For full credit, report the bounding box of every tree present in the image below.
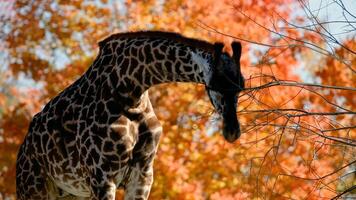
[0,0,354,199]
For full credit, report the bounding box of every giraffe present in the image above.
[16,31,245,200]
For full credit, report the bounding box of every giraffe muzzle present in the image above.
[223,119,241,143]
[221,94,241,143]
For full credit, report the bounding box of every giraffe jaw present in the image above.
[206,89,241,143]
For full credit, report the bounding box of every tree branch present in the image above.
[332,185,356,199]
[244,80,356,91]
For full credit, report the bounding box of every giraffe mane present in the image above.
[98,31,216,52]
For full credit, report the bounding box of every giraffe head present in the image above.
[206,42,244,143]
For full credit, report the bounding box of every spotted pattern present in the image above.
[16,31,243,200]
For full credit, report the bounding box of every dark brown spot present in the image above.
[101,56,112,66]
[138,47,145,62]
[116,55,124,66]
[103,141,114,152]
[153,49,165,60]
[167,47,176,61]
[129,58,138,75]
[160,45,167,52]
[164,61,172,73]
[144,45,154,64]
[89,149,100,164]
[131,47,138,57]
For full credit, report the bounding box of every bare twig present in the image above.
[332,185,356,199]
[238,109,355,117]
[244,80,356,92]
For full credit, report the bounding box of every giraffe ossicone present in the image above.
[16,31,245,200]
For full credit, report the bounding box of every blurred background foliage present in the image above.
[0,0,355,199]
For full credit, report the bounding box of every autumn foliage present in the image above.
[0,0,355,199]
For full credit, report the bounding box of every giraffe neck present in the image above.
[94,37,215,109]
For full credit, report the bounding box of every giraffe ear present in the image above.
[207,43,224,88]
[213,42,224,70]
[231,41,242,63]
[213,43,224,62]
